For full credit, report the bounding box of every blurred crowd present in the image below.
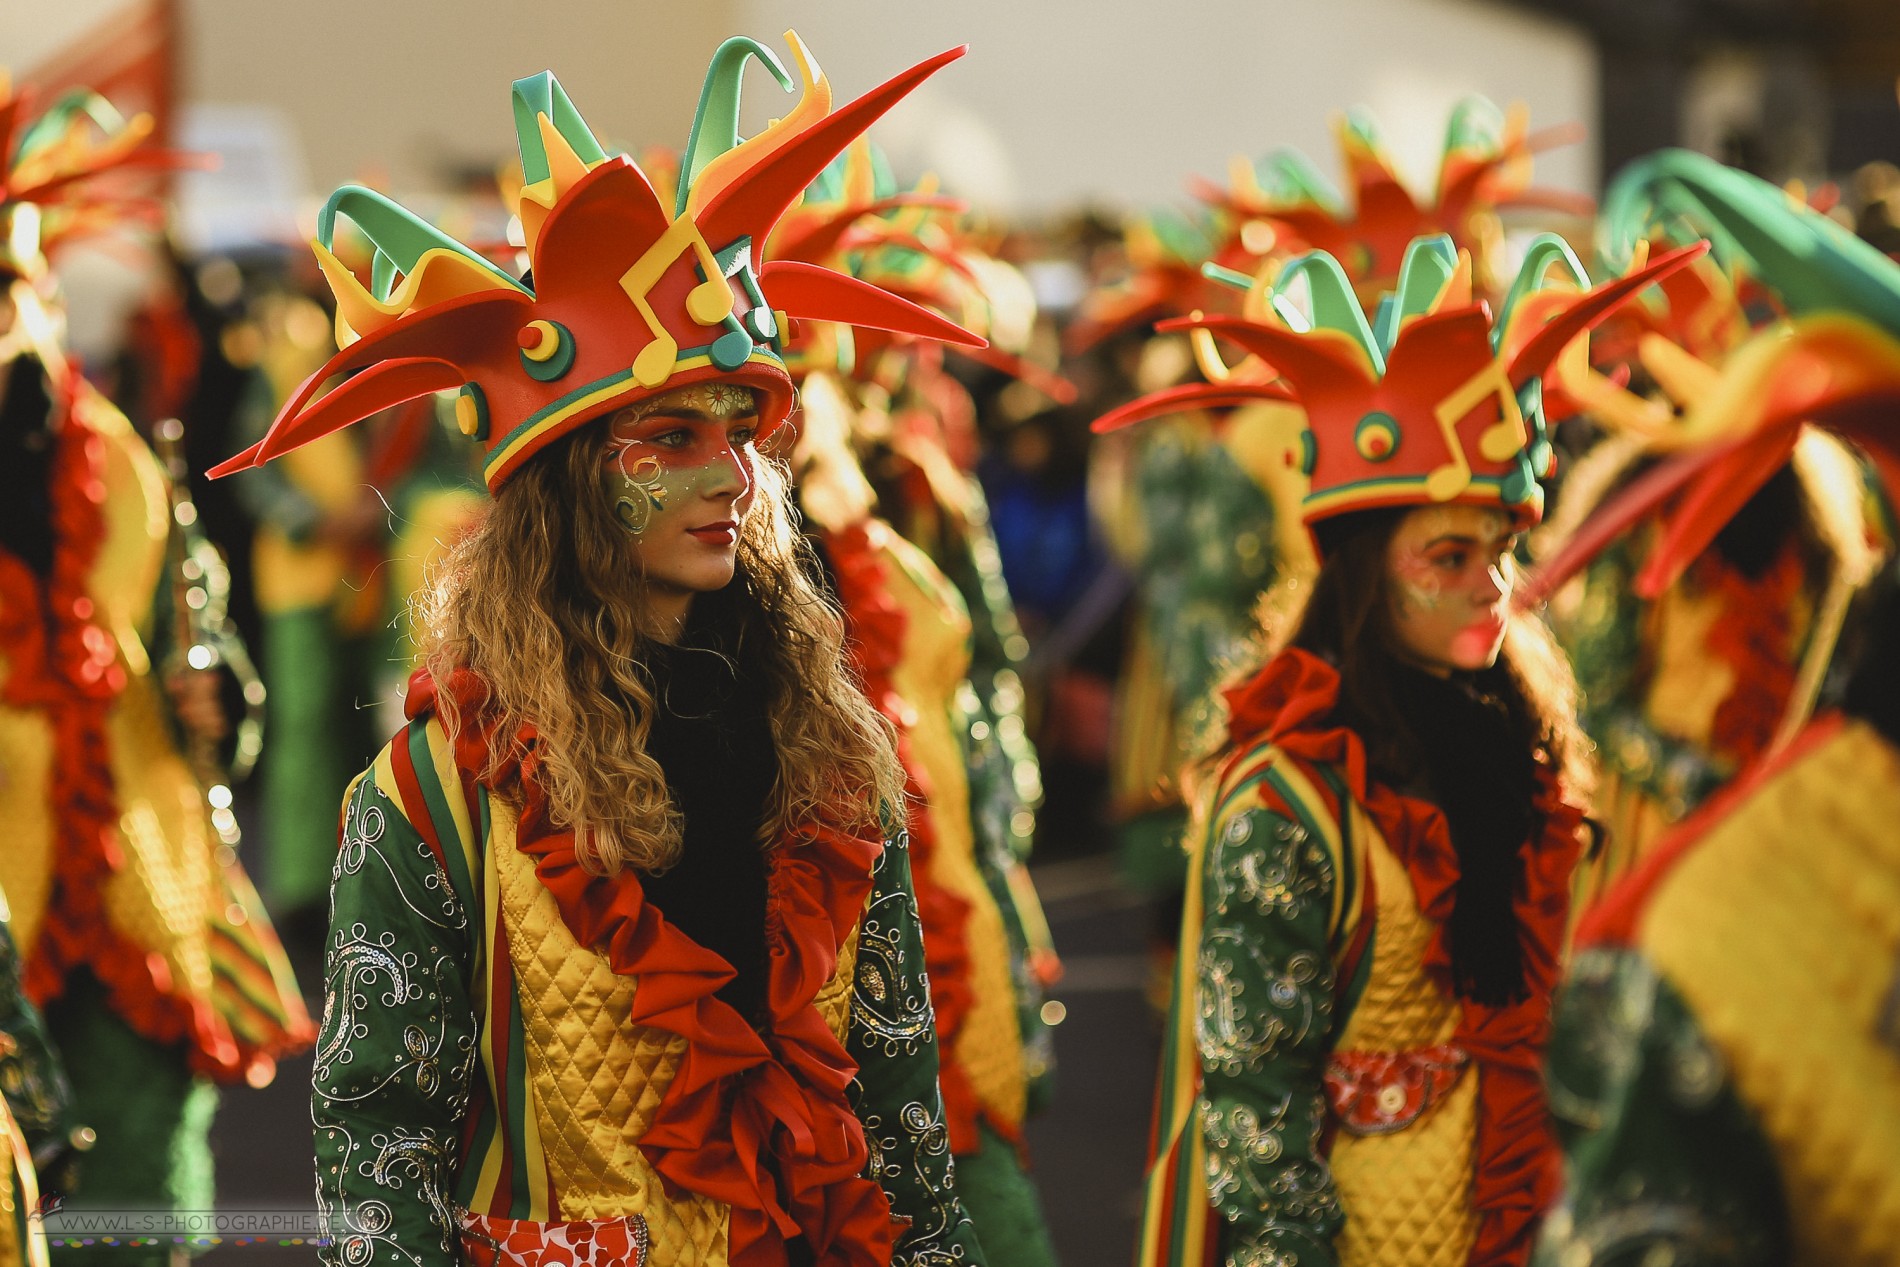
[2,29,1900,1267]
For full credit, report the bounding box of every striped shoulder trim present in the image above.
[1208,744,1363,948]
[372,716,484,910]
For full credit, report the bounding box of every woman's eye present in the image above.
[1435,551,1467,571]
[650,428,692,449]
[730,426,757,447]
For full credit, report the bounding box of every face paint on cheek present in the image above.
[1390,545,1446,613]
[613,454,668,537]
[1388,507,1462,612]
[611,448,749,539]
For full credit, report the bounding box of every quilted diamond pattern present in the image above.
[1334,813,1462,1053]
[1644,721,1900,1266]
[104,675,220,1000]
[817,926,862,1040]
[1329,799,1478,1267]
[493,820,730,1266]
[1331,1074,1481,1267]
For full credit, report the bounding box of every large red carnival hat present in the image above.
[0,76,197,375]
[1201,98,1592,301]
[0,75,193,283]
[1094,232,1707,536]
[1065,206,1233,353]
[211,33,984,492]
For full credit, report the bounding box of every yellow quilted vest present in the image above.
[1638,719,1900,1266]
[470,791,861,1267]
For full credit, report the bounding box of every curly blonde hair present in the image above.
[413,413,903,875]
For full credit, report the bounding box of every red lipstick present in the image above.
[687,520,738,545]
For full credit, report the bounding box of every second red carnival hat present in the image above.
[1094,233,1708,536]
[211,32,985,491]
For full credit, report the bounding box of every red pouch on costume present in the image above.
[458,1211,650,1267]
[1323,1043,1470,1136]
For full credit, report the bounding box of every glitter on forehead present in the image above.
[602,383,761,442]
[1407,504,1511,545]
[632,382,759,420]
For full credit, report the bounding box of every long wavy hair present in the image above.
[413,414,903,875]
[1192,506,1594,1004]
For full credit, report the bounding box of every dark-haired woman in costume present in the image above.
[1104,233,1703,1267]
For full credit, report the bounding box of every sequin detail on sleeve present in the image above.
[847,826,988,1266]
[314,775,480,1267]
[1196,806,1344,1267]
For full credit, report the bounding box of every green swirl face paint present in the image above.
[601,385,760,544]
[612,452,671,536]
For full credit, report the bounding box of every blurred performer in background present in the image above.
[1085,100,1585,1011]
[227,272,486,929]
[767,142,1063,1266]
[1098,231,1704,1267]
[1527,152,1900,1267]
[213,41,1000,1267]
[1535,169,1885,910]
[0,79,311,1263]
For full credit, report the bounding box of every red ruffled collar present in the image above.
[407,667,897,1267]
[1223,647,1585,1267]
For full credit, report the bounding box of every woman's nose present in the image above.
[704,441,753,500]
[1477,560,1510,603]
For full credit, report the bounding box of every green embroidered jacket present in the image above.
[313,748,985,1267]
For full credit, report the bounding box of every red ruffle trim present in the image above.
[1222,648,1586,1267]
[407,668,898,1267]
[822,520,988,1151]
[1697,546,1803,769]
[1,377,253,1081]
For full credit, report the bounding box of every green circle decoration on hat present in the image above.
[518,320,576,381]
[1354,412,1400,462]
[710,327,757,371]
[455,384,490,442]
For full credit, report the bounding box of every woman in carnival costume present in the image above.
[1095,230,1705,1267]
[1532,157,1885,908]
[1082,99,1585,1005]
[0,79,312,1264]
[765,147,1061,1267]
[211,35,996,1267]
[1525,152,1900,1267]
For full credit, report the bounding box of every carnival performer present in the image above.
[1521,151,1900,1267]
[698,136,1062,1265]
[209,37,998,1267]
[1533,162,1885,907]
[0,80,311,1264]
[1086,99,1585,1006]
[1095,230,1705,1267]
